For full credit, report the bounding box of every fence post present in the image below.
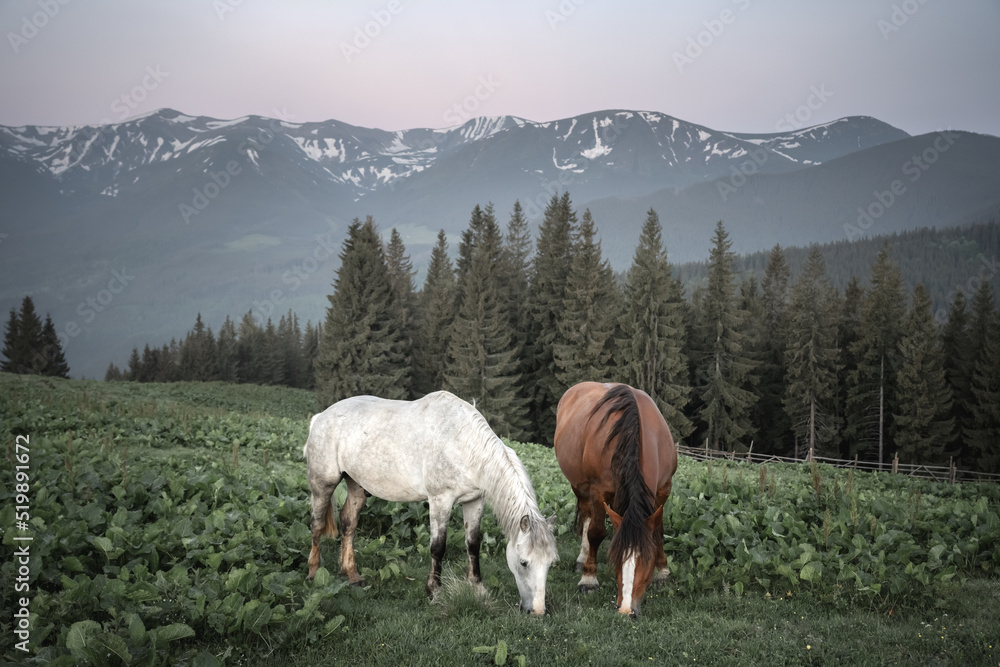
[747,440,754,463]
[950,457,957,484]
[892,453,899,474]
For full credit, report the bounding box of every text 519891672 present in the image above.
[13,434,32,652]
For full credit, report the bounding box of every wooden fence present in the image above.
[677,444,1000,485]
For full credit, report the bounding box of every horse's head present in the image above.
[606,503,664,617]
[505,513,558,615]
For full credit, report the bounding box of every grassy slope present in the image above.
[1,374,997,666]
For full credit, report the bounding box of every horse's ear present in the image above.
[520,514,530,533]
[546,514,557,530]
[646,504,664,531]
[604,502,622,529]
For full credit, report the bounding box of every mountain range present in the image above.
[1,107,998,379]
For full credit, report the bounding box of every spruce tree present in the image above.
[1,297,44,374]
[783,249,841,459]
[893,284,955,465]
[757,245,792,453]
[941,290,974,464]
[615,208,692,439]
[738,276,764,447]
[385,228,416,397]
[834,277,864,458]
[501,200,535,419]
[845,245,905,465]
[126,347,142,381]
[215,316,239,383]
[443,204,528,439]
[302,321,321,390]
[412,230,456,396]
[967,309,1000,473]
[315,216,410,407]
[554,209,619,389]
[695,222,758,450]
[1,308,20,373]
[526,192,577,443]
[39,314,70,378]
[237,311,265,384]
[105,362,124,381]
[180,314,217,381]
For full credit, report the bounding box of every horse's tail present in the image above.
[322,499,338,539]
[593,385,656,569]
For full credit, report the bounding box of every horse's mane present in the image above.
[460,401,557,558]
[593,385,659,570]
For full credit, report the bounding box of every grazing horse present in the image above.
[303,391,558,614]
[554,382,678,616]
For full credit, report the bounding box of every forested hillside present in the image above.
[79,199,1000,473]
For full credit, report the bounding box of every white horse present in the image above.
[303,391,558,614]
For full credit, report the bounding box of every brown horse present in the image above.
[554,381,678,616]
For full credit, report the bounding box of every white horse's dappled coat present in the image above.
[303,391,557,613]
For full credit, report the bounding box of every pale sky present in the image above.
[1,0,998,137]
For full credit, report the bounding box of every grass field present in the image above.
[1,374,998,666]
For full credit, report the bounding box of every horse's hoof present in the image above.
[349,578,365,587]
[578,583,599,594]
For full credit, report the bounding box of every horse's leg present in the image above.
[307,474,341,580]
[578,495,606,593]
[462,496,486,592]
[338,476,366,586]
[652,487,672,582]
[426,497,453,597]
[573,492,589,573]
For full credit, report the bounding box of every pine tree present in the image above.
[757,245,792,453]
[967,309,1000,473]
[783,249,841,459]
[315,216,410,407]
[526,192,577,443]
[262,318,284,385]
[553,209,619,388]
[893,284,955,465]
[614,208,692,439]
[695,222,758,450]
[443,204,528,439]
[845,245,905,465]
[412,230,456,396]
[39,314,70,378]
